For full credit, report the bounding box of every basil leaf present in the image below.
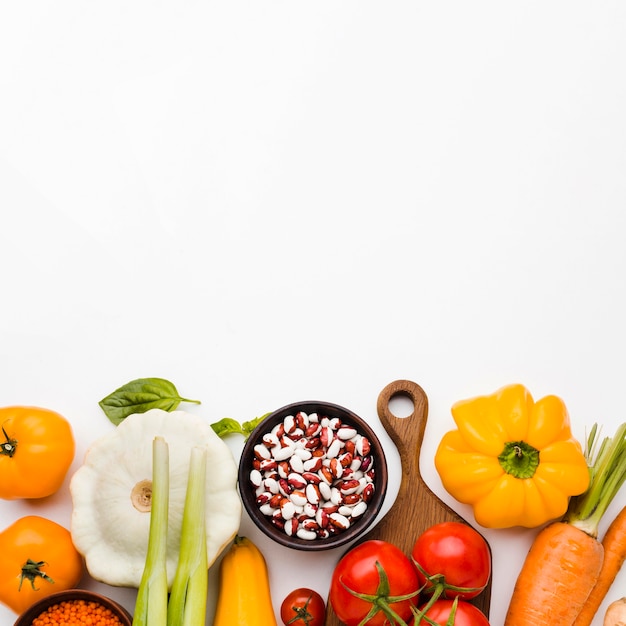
[241,413,271,438]
[99,377,201,425]
[211,413,271,440]
[210,417,246,438]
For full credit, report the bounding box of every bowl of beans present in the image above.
[238,400,388,551]
[13,589,132,626]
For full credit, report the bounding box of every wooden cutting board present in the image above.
[325,380,492,624]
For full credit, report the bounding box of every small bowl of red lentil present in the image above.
[13,589,132,626]
[238,400,388,551]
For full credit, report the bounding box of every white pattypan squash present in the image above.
[70,409,241,589]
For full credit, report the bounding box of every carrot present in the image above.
[572,505,626,626]
[504,521,604,624]
[504,422,626,626]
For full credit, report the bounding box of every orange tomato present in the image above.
[0,406,75,499]
[0,516,84,614]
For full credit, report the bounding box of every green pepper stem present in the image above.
[497,440,540,479]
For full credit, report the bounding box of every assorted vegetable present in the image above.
[0,515,83,614]
[504,422,626,625]
[0,406,75,499]
[212,535,278,626]
[69,408,240,589]
[434,383,590,528]
[3,378,625,626]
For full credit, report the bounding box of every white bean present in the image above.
[351,501,368,518]
[326,438,343,459]
[272,445,295,462]
[296,528,318,541]
[249,468,263,487]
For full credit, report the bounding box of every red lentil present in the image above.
[31,599,124,626]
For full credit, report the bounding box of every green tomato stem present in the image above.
[340,561,418,626]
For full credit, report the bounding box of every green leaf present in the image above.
[99,377,201,425]
[210,417,246,438]
[241,413,271,438]
[211,413,271,440]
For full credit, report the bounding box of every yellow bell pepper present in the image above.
[434,384,590,529]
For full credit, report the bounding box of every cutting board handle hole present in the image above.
[387,393,414,418]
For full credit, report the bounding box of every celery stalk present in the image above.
[133,437,170,626]
[167,445,209,626]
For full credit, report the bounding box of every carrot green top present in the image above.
[564,422,626,537]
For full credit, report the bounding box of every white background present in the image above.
[1,2,625,625]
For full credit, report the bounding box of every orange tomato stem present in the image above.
[18,559,54,591]
[0,425,17,457]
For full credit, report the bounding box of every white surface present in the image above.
[1,2,625,624]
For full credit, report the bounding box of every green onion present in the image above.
[167,445,209,626]
[133,436,170,626]
[564,422,626,537]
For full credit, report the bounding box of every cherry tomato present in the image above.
[414,599,490,625]
[329,539,420,626]
[280,587,325,626]
[411,522,490,600]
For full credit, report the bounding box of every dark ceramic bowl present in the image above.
[13,589,132,626]
[238,400,388,551]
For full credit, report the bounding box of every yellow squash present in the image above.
[213,535,277,626]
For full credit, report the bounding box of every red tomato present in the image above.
[411,522,491,600]
[414,599,490,625]
[280,587,325,626]
[329,539,420,626]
